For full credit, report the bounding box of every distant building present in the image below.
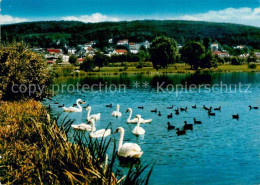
[255,52,260,59]
[68,48,77,55]
[47,48,62,54]
[117,39,129,46]
[113,49,128,55]
[234,45,245,49]
[77,58,84,64]
[129,42,138,54]
[210,43,219,51]
[212,51,229,57]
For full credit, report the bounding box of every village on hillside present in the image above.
[32,39,260,66]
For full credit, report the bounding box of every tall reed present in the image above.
[0,100,152,184]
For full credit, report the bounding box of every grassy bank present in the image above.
[52,63,260,77]
[0,100,152,184]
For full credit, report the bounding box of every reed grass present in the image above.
[0,100,152,184]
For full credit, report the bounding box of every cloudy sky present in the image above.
[0,0,260,27]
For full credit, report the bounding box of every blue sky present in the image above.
[1,0,260,26]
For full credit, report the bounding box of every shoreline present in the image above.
[59,64,260,77]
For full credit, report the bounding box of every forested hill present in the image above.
[1,20,260,49]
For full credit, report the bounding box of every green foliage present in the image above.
[2,20,259,49]
[248,63,257,69]
[68,54,78,65]
[80,57,95,72]
[52,65,75,77]
[56,56,63,64]
[200,52,218,69]
[93,51,109,70]
[247,51,257,63]
[0,42,51,100]
[149,36,178,69]
[180,41,205,69]
[230,57,241,65]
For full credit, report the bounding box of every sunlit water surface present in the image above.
[43,73,260,184]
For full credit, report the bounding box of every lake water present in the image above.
[43,72,260,185]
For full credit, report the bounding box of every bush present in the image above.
[80,57,95,72]
[0,42,52,100]
[248,63,257,69]
[230,57,241,65]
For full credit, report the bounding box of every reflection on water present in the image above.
[45,72,260,185]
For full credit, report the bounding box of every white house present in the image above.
[210,43,219,51]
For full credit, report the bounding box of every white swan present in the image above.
[71,123,96,131]
[86,106,101,121]
[126,108,152,124]
[112,104,122,117]
[63,99,83,112]
[132,115,145,135]
[114,127,143,158]
[89,119,111,138]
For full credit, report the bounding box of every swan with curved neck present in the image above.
[132,115,145,135]
[63,99,83,112]
[86,106,101,121]
[115,127,143,158]
[89,119,111,138]
[126,108,152,124]
[112,104,122,117]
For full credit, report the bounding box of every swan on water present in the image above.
[63,99,83,112]
[126,108,152,124]
[71,123,96,131]
[112,104,122,117]
[86,106,101,121]
[89,119,111,138]
[114,127,143,158]
[132,115,145,135]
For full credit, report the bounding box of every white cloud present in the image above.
[61,13,120,23]
[0,14,28,24]
[174,7,260,27]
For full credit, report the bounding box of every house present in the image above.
[212,51,229,57]
[117,39,128,46]
[77,58,84,64]
[47,48,62,54]
[45,48,63,61]
[86,47,95,56]
[255,52,260,59]
[47,60,56,65]
[113,49,128,55]
[234,45,245,49]
[129,42,139,54]
[68,48,77,55]
[210,43,219,51]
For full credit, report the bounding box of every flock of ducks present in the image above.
[48,97,259,159]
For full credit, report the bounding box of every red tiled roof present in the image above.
[213,51,228,54]
[77,58,84,62]
[129,42,135,45]
[211,43,218,45]
[47,49,61,53]
[47,60,55,64]
[115,49,128,53]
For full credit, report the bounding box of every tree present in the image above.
[149,36,178,70]
[180,41,205,70]
[247,51,257,63]
[0,42,51,100]
[93,51,109,70]
[80,57,95,72]
[203,37,211,51]
[68,55,78,65]
[200,52,218,69]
